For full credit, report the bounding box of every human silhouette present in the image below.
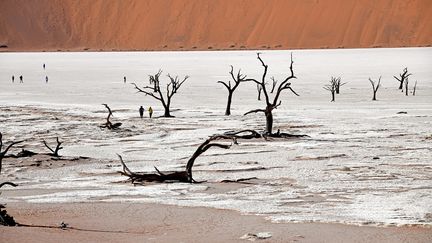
[12,75,14,83]
[148,106,153,118]
[45,76,48,83]
[19,75,23,83]
[139,106,144,118]
[43,63,46,69]
[124,76,126,83]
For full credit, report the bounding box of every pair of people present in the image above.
[12,75,24,83]
[139,106,153,118]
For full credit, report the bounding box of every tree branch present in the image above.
[244,109,266,116]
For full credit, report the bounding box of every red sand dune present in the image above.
[0,0,431,51]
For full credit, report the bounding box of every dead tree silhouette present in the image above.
[218,66,253,115]
[369,76,381,101]
[132,70,189,117]
[394,68,411,90]
[244,53,299,135]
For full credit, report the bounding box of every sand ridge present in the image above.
[0,0,431,51]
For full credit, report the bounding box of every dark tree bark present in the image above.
[0,182,18,226]
[369,76,381,101]
[413,81,417,96]
[244,53,299,135]
[42,137,63,157]
[404,78,409,96]
[118,135,233,184]
[218,66,253,115]
[0,132,23,174]
[100,104,122,129]
[132,70,189,117]
[394,67,412,90]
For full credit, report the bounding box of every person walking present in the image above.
[45,76,48,83]
[148,106,153,118]
[43,63,46,69]
[12,75,14,83]
[124,76,127,83]
[19,75,23,83]
[139,106,144,118]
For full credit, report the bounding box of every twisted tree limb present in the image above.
[119,135,233,184]
[100,104,122,129]
[42,137,63,157]
[0,132,23,174]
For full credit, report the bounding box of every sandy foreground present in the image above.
[0,201,431,243]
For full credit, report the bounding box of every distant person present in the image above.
[45,76,48,83]
[139,106,144,118]
[43,63,46,69]
[12,75,14,83]
[19,75,23,83]
[124,76,127,83]
[148,106,153,118]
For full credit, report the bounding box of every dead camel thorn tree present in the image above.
[42,137,63,157]
[218,65,254,115]
[132,70,189,117]
[100,104,122,129]
[333,76,346,94]
[0,132,23,174]
[244,53,299,135]
[118,135,235,184]
[394,67,411,90]
[323,78,337,102]
[369,76,381,101]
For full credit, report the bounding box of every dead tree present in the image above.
[333,77,346,94]
[218,66,253,115]
[270,77,278,93]
[0,132,23,174]
[132,70,189,117]
[413,81,417,96]
[42,137,63,157]
[100,104,122,129]
[404,77,409,96]
[394,67,411,90]
[323,78,337,102]
[244,53,299,135]
[119,135,233,184]
[369,76,381,101]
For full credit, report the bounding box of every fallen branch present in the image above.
[42,137,63,157]
[0,132,23,174]
[100,104,122,129]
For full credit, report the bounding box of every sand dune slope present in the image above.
[1,0,431,51]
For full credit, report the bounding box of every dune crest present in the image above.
[1,0,431,51]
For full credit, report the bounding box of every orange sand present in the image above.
[0,0,431,52]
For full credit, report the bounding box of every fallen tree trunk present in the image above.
[119,135,233,184]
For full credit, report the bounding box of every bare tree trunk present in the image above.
[413,81,417,96]
[405,79,409,96]
[225,92,233,116]
[331,92,335,102]
[164,106,172,117]
[265,109,273,135]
